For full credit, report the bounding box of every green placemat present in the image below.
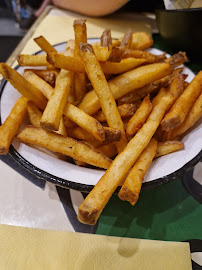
[96,34,202,241]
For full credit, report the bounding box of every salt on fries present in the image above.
[0,19,201,225]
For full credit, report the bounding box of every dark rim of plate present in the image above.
[0,41,201,193]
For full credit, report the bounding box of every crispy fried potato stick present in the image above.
[155,141,184,158]
[74,19,87,102]
[126,95,152,138]
[93,103,137,122]
[47,52,85,73]
[27,100,67,137]
[100,58,146,74]
[118,138,157,205]
[108,47,124,62]
[161,71,202,131]
[25,69,58,88]
[0,63,47,110]
[96,143,117,158]
[168,93,202,139]
[120,29,133,49]
[40,63,72,131]
[152,87,167,107]
[78,91,175,225]
[17,126,112,169]
[80,43,127,153]
[17,54,50,67]
[165,51,187,69]
[34,36,57,54]
[23,71,105,142]
[118,68,183,105]
[67,126,123,143]
[78,62,172,115]
[122,49,166,63]
[101,28,112,48]
[0,97,28,155]
[93,45,112,62]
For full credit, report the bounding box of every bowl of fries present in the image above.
[0,20,201,225]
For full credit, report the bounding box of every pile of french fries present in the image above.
[0,19,201,225]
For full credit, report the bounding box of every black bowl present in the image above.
[156,8,202,60]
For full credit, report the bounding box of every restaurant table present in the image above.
[0,6,201,268]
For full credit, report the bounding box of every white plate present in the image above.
[0,40,201,191]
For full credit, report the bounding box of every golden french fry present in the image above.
[34,36,57,54]
[67,126,123,143]
[63,116,76,129]
[0,97,28,155]
[56,117,67,137]
[118,138,157,205]
[78,62,172,115]
[78,91,175,225]
[40,68,72,131]
[0,63,47,110]
[130,32,153,50]
[126,95,152,138]
[101,28,112,48]
[23,70,105,142]
[27,100,42,128]
[47,52,85,73]
[96,143,117,158]
[74,19,87,102]
[165,51,187,69]
[93,103,137,122]
[161,71,202,131]
[17,126,112,169]
[122,49,166,63]
[152,87,167,108]
[120,29,133,49]
[93,45,112,62]
[79,43,127,153]
[168,93,202,139]
[17,54,50,67]
[100,58,147,74]
[25,69,58,88]
[108,46,124,62]
[155,141,184,158]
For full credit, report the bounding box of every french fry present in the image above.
[40,54,72,131]
[152,87,167,107]
[108,47,124,62]
[161,71,202,131]
[47,52,85,73]
[17,54,50,67]
[34,36,57,54]
[130,32,153,50]
[100,58,147,74]
[74,19,87,102]
[168,93,202,139]
[67,126,123,143]
[117,68,183,105]
[165,51,187,69]
[27,100,42,128]
[96,143,117,158]
[23,70,105,142]
[101,28,112,48]
[122,49,166,63]
[27,100,67,137]
[78,91,175,225]
[17,126,112,169]
[120,29,133,49]
[118,138,157,205]
[0,63,47,110]
[80,43,127,153]
[126,95,152,138]
[63,116,76,129]
[78,62,172,115]
[155,141,184,158]
[0,97,28,154]
[93,45,112,62]
[24,69,58,88]
[93,103,137,122]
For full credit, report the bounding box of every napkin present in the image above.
[0,224,192,270]
[12,12,151,66]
